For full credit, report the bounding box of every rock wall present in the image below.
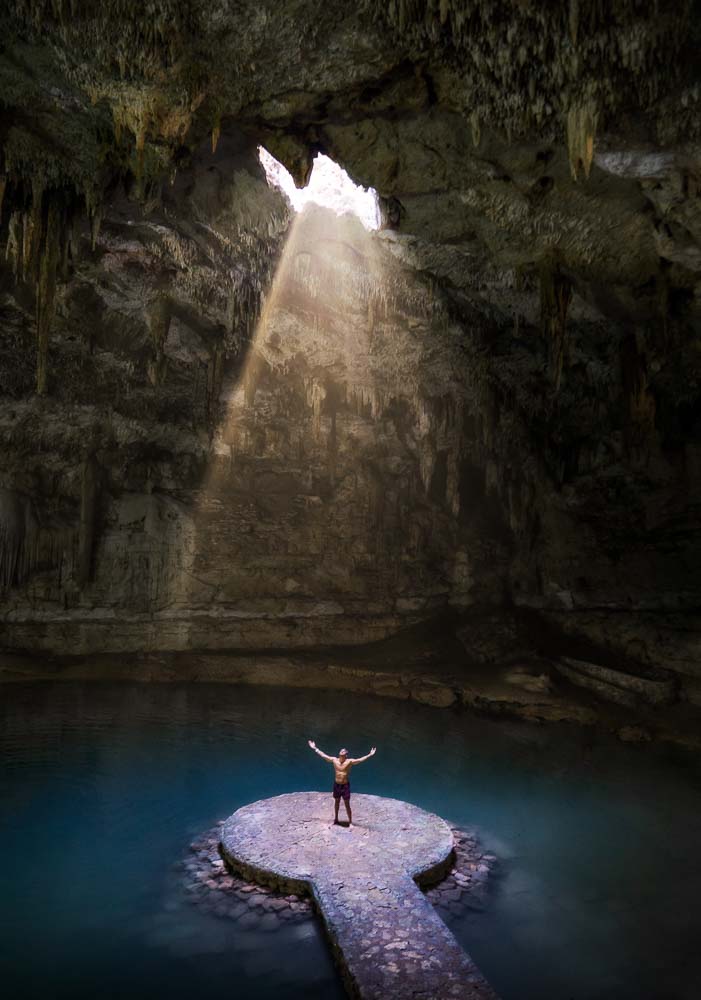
[0,172,515,652]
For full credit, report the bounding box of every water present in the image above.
[1,683,700,1000]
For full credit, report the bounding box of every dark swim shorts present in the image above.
[333,782,351,800]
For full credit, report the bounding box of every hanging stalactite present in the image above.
[620,332,656,461]
[36,199,61,396]
[566,100,598,181]
[0,170,80,397]
[77,453,100,587]
[568,0,579,46]
[539,256,572,391]
[211,113,221,154]
[147,294,172,386]
[6,211,23,280]
[0,486,77,593]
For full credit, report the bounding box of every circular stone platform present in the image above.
[221,792,498,1000]
[221,791,454,890]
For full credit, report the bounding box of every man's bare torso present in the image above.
[333,758,353,783]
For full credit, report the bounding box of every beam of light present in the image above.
[259,147,381,231]
[174,155,391,646]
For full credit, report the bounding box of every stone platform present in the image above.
[220,792,498,999]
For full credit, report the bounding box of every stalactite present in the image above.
[0,488,27,591]
[0,487,76,592]
[361,0,691,161]
[6,211,23,279]
[0,173,80,395]
[22,206,34,281]
[26,178,45,281]
[77,454,99,586]
[211,117,221,154]
[83,185,103,251]
[135,114,150,190]
[90,206,102,251]
[60,214,74,279]
[36,199,61,396]
[470,110,481,148]
[539,257,572,391]
[566,101,598,181]
[620,333,656,459]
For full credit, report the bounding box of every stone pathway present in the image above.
[220,792,499,999]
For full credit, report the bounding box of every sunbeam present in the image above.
[180,188,393,647]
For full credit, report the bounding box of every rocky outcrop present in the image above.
[553,655,677,708]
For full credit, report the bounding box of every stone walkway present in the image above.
[220,792,498,1000]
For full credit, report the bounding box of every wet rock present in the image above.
[554,657,677,708]
[268,897,290,911]
[617,725,653,743]
[259,912,280,931]
[411,685,458,709]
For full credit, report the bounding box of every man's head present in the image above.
[339,748,348,760]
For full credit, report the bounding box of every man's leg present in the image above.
[343,796,352,828]
[333,793,340,824]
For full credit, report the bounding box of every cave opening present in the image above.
[258,147,381,230]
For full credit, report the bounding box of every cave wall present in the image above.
[0,156,515,652]
[0,2,699,694]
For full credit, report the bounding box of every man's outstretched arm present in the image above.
[350,747,377,764]
[308,739,334,762]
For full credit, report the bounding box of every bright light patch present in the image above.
[259,147,380,230]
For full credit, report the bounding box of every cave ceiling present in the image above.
[2,1,700,323]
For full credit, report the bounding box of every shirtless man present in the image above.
[308,740,376,828]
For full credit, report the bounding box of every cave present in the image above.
[1,3,700,999]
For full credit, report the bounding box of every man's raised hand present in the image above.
[308,740,316,750]
[370,747,377,756]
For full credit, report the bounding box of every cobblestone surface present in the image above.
[220,792,499,999]
[178,820,497,928]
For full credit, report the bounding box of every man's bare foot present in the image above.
[333,819,340,825]
[348,823,353,831]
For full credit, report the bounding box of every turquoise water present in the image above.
[1,683,700,1000]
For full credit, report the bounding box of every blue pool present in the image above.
[1,682,700,1000]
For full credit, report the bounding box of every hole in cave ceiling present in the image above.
[258,147,380,231]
